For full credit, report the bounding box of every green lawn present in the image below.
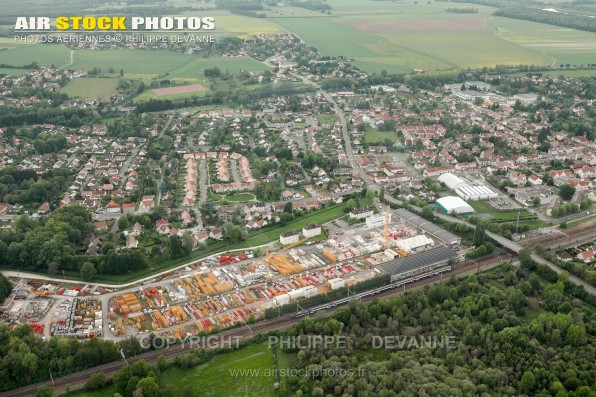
[225,193,256,202]
[60,78,119,99]
[316,114,339,126]
[363,127,397,144]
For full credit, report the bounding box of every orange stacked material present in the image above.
[322,250,337,263]
[267,254,304,275]
[153,311,168,328]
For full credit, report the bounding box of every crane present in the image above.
[383,204,391,249]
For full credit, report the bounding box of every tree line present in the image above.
[0,273,12,302]
[494,6,596,33]
[279,260,595,396]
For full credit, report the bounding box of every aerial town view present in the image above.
[0,0,595,396]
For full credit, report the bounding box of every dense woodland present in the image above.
[278,256,595,397]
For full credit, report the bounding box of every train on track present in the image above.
[290,266,452,318]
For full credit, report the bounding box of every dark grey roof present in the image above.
[377,246,456,276]
[394,208,460,244]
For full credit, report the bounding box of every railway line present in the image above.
[1,252,511,397]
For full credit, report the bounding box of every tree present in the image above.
[283,201,293,213]
[532,196,540,207]
[223,222,247,244]
[421,206,434,220]
[80,262,96,281]
[346,199,356,212]
[47,262,58,276]
[558,184,575,201]
[157,355,168,371]
[473,223,486,247]
[365,189,376,203]
[520,371,536,393]
[135,376,159,397]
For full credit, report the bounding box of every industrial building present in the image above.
[395,235,435,253]
[280,231,301,245]
[375,246,457,281]
[394,208,461,246]
[436,196,474,215]
[303,224,322,238]
[438,173,497,201]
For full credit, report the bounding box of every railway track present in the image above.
[2,252,512,397]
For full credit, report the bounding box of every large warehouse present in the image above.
[438,173,498,201]
[375,246,457,281]
[395,209,461,246]
[436,196,474,215]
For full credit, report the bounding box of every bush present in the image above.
[85,372,106,391]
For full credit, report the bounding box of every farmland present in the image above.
[0,2,594,76]
[266,0,595,73]
[0,43,71,68]
[60,78,119,99]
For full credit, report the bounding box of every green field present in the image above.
[68,49,192,78]
[74,343,279,397]
[161,344,276,397]
[0,44,71,68]
[0,67,31,75]
[165,56,268,82]
[60,78,120,99]
[265,0,594,73]
[490,17,596,67]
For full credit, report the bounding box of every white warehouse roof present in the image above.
[395,235,435,252]
[438,173,467,190]
[436,196,474,214]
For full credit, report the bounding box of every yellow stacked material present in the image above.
[171,306,187,322]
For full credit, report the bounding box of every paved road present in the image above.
[199,159,208,204]
[229,159,241,183]
[322,92,375,188]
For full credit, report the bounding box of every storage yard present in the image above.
[103,208,463,338]
[1,208,465,340]
[51,298,103,338]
